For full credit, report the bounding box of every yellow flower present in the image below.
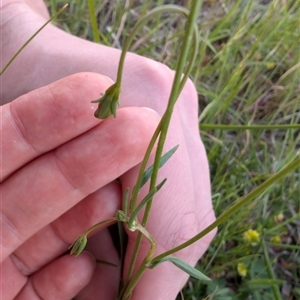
[271,236,281,243]
[237,263,247,277]
[243,229,260,246]
[266,62,275,70]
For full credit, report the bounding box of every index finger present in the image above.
[1,106,160,263]
[1,72,112,181]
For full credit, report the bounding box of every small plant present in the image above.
[2,0,299,299]
[71,3,210,298]
[68,1,299,298]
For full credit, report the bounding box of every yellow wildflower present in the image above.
[237,263,247,277]
[243,229,260,246]
[271,236,281,243]
[266,62,275,70]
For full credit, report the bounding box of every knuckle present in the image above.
[129,55,199,114]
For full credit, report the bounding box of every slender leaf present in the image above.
[87,0,100,43]
[246,279,285,286]
[123,188,129,216]
[95,259,118,267]
[128,179,167,229]
[0,4,68,75]
[140,145,178,189]
[148,256,211,282]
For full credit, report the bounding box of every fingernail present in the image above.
[141,107,161,118]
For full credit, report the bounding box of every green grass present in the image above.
[47,0,299,299]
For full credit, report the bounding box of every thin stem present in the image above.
[200,124,300,130]
[123,188,129,217]
[84,217,117,236]
[128,13,199,213]
[125,22,199,281]
[265,213,300,234]
[120,225,156,300]
[261,231,282,300]
[151,153,300,263]
[51,0,57,18]
[128,178,166,230]
[0,4,68,76]
[129,120,162,213]
[125,0,203,292]
[87,0,100,43]
[123,109,162,288]
[115,5,190,84]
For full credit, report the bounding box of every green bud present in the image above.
[69,234,87,256]
[116,210,128,222]
[92,83,120,119]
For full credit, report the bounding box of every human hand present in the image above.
[1,1,216,299]
[1,72,162,299]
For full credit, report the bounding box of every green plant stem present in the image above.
[124,31,198,276]
[0,4,68,76]
[200,124,300,130]
[128,10,199,213]
[120,224,156,300]
[87,0,100,43]
[129,121,162,214]
[118,5,199,285]
[51,0,57,17]
[265,213,300,234]
[124,0,203,295]
[261,231,282,300]
[151,153,300,264]
[128,179,167,230]
[265,243,300,250]
[84,217,117,236]
[112,5,196,93]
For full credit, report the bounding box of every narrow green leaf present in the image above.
[1,4,68,75]
[95,259,118,267]
[123,188,129,216]
[128,179,167,229]
[140,145,179,188]
[152,154,300,262]
[148,256,211,282]
[246,279,285,286]
[87,0,100,43]
[261,232,282,300]
[134,178,167,216]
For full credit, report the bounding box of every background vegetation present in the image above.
[46,0,299,299]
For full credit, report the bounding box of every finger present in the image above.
[1,257,27,300]
[1,106,160,262]
[1,72,112,181]
[14,253,96,300]
[76,229,120,300]
[12,182,121,275]
[2,183,120,299]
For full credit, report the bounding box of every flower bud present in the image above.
[116,210,128,222]
[92,83,120,119]
[69,234,87,256]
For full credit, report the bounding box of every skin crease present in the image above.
[1,1,217,300]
